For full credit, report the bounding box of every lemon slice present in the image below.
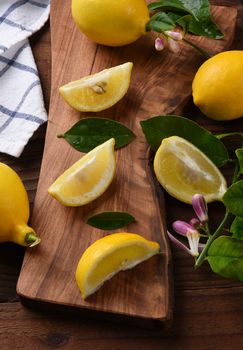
[76,233,160,299]
[154,136,227,204]
[48,138,116,206]
[59,62,133,112]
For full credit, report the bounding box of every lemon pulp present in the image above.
[48,138,116,206]
[192,50,243,121]
[60,62,133,112]
[76,233,160,299]
[154,136,227,204]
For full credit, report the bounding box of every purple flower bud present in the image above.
[190,217,201,229]
[192,194,208,223]
[168,38,180,53]
[172,220,197,237]
[165,30,183,41]
[155,37,165,51]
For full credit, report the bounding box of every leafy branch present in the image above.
[146,0,224,57]
[141,115,243,282]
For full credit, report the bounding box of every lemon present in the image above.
[48,138,116,206]
[60,62,133,112]
[72,0,149,47]
[153,136,227,204]
[76,233,160,299]
[0,163,40,247]
[192,50,243,121]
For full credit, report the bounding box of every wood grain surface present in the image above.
[1,0,243,349]
[16,1,237,324]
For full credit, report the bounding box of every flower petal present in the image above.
[173,220,196,237]
[167,230,191,255]
[192,194,208,223]
[155,37,165,51]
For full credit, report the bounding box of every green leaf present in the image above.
[148,1,200,19]
[140,115,229,167]
[148,0,223,39]
[87,212,135,230]
[147,12,175,32]
[188,18,223,39]
[236,148,243,175]
[208,236,243,281]
[58,117,135,153]
[231,217,243,240]
[223,180,243,217]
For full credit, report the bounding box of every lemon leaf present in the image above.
[208,236,243,281]
[87,212,135,230]
[148,0,223,39]
[236,148,243,175]
[58,117,135,153]
[147,12,175,32]
[140,115,229,167]
[223,180,243,217]
[187,16,224,39]
[231,217,243,240]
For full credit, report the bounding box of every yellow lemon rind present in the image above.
[75,233,160,299]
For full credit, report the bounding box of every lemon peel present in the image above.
[192,50,243,121]
[0,163,40,247]
[75,233,160,299]
[72,0,149,47]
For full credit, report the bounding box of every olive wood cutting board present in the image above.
[17,0,237,327]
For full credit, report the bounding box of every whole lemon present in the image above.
[71,0,150,47]
[0,163,40,247]
[192,51,243,121]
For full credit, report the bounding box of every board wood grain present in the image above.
[17,0,237,326]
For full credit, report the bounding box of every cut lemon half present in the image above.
[76,233,160,299]
[59,62,133,112]
[154,136,227,204]
[48,138,116,206]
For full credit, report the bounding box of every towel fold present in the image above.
[0,0,50,157]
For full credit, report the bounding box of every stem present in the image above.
[232,160,240,184]
[195,211,231,268]
[216,132,243,140]
[182,38,211,59]
[25,233,41,247]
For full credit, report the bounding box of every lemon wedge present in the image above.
[48,138,116,206]
[76,233,160,299]
[59,62,133,112]
[154,136,227,204]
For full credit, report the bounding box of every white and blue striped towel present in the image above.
[0,0,50,157]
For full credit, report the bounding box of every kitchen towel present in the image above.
[0,0,50,157]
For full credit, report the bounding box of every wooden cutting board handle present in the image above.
[17,1,237,326]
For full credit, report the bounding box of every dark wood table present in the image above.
[1,1,243,349]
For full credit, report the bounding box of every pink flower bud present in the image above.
[165,30,183,41]
[172,220,197,237]
[168,38,180,54]
[155,37,165,51]
[192,194,208,223]
[190,218,201,229]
